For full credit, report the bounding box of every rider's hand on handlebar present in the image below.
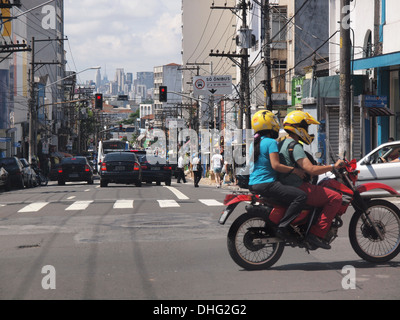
[333,159,345,170]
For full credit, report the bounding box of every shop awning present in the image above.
[366,106,394,117]
[353,51,400,70]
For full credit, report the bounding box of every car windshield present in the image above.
[104,153,137,162]
[62,157,87,164]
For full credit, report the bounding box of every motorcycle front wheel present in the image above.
[227,212,284,270]
[349,199,400,263]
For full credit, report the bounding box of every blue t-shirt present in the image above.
[249,137,278,186]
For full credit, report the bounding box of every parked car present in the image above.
[0,165,11,191]
[58,156,94,185]
[0,157,27,189]
[131,150,172,186]
[19,158,37,187]
[99,152,142,187]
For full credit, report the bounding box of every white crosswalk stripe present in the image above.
[113,200,134,209]
[8,198,225,214]
[18,202,49,213]
[157,200,180,208]
[199,199,224,206]
[65,201,93,211]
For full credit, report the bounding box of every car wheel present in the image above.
[165,179,171,186]
[88,178,94,185]
[156,181,161,186]
[135,180,142,187]
[58,180,65,185]
[100,180,108,187]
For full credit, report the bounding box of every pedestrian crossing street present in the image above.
[9,198,225,213]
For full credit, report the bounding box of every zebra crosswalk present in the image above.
[10,198,224,214]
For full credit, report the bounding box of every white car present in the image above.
[355,140,400,197]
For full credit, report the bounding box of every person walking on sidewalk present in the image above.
[211,149,223,188]
[177,154,186,183]
[192,154,202,187]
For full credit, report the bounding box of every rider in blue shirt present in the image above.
[249,110,307,241]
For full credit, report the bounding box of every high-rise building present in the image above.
[115,68,125,94]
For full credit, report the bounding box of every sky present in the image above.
[64,0,182,83]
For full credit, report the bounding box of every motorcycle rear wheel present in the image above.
[227,212,284,270]
[349,199,400,263]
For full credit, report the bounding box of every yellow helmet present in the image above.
[283,110,320,145]
[251,110,280,136]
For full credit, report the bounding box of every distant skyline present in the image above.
[64,0,182,83]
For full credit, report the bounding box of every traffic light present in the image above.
[95,93,103,110]
[159,86,167,102]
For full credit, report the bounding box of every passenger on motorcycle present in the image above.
[248,110,308,241]
[278,110,344,249]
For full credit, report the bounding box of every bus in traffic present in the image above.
[97,140,130,172]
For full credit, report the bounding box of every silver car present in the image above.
[356,141,400,197]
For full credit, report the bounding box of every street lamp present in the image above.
[43,66,101,89]
[29,66,101,163]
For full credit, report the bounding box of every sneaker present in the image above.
[306,234,331,250]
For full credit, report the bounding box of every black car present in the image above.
[0,165,11,191]
[58,156,94,185]
[131,150,172,186]
[99,152,142,187]
[0,157,28,189]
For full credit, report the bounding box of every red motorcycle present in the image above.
[219,158,400,270]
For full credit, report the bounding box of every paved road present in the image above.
[0,180,399,300]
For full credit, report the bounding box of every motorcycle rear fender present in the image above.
[223,194,253,206]
[219,194,254,225]
[219,203,239,225]
[357,182,399,196]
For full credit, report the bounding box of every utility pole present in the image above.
[28,37,65,162]
[339,0,351,158]
[28,37,36,163]
[240,0,251,129]
[210,0,251,129]
[263,0,273,111]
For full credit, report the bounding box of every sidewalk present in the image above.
[184,172,248,192]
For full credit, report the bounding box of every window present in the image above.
[271,6,287,42]
[271,60,287,93]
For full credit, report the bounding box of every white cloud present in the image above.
[64,0,182,82]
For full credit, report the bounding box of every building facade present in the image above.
[329,0,400,151]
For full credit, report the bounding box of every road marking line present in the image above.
[18,202,49,213]
[65,201,93,211]
[199,199,224,206]
[163,186,189,200]
[113,200,134,209]
[157,200,180,208]
[67,196,76,200]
